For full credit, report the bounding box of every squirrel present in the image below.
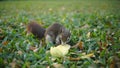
[45,23,71,45]
[27,21,46,40]
[27,22,71,46]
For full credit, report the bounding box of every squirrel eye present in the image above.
[66,37,70,43]
[67,37,70,41]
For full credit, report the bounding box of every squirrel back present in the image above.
[27,21,46,40]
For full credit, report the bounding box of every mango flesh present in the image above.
[50,44,71,58]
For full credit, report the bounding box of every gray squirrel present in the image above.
[27,22,71,45]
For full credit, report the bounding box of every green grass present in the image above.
[0,0,120,68]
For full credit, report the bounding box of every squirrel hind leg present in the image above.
[38,41,42,48]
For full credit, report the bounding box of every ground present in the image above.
[0,0,120,68]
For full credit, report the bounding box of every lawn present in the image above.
[0,0,120,68]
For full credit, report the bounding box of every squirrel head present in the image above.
[60,28,71,44]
